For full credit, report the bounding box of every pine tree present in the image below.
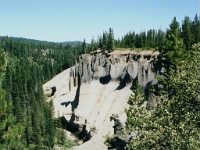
[152,29,156,48]
[45,99,55,148]
[124,17,200,150]
[182,16,192,50]
[107,28,114,52]
[0,49,5,79]
[163,17,185,71]
[82,39,87,54]
[156,29,165,50]
[102,32,108,51]
[15,95,24,123]
[98,36,103,49]
[146,29,153,48]
[0,49,24,150]
[25,116,33,146]
[2,66,12,101]
[90,38,94,53]
[192,14,200,43]
[125,42,200,150]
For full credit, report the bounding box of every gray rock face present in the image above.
[137,56,155,87]
[79,54,93,83]
[92,54,108,79]
[127,60,138,80]
[77,51,159,88]
[43,86,56,97]
[43,50,160,148]
[110,64,126,80]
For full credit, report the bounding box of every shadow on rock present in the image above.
[99,74,111,84]
[51,86,56,96]
[115,73,130,90]
[71,73,81,112]
[61,101,71,107]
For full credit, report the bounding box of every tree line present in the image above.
[114,14,200,50]
[87,14,200,53]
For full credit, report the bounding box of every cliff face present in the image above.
[43,50,159,149]
[77,51,159,87]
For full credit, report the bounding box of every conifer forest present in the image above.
[0,14,200,149]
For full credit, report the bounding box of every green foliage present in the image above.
[0,49,6,82]
[124,18,200,149]
[55,126,64,143]
[114,15,200,50]
[82,39,87,54]
[107,28,114,52]
[126,44,200,149]
[192,14,200,44]
[64,138,76,148]
[1,14,200,150]
[104,134,120,147]
[55,128,76,149]
[0,51,24,150]
[106,15,200,150]
[0,37,83,149]
[182,16,192,50]
[162,17,187,73]
[102,31,108,51]
[95,28,115,52]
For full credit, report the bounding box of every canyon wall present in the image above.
[78,51,159,87]
[43,50,159,149]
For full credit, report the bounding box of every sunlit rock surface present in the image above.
[43,50,159,150]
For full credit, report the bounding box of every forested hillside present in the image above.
[0,14,199,150]
[0,38,86,149]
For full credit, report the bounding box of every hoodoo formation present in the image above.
[43,50,159,149]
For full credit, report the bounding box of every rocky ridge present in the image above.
[78,50,159,86]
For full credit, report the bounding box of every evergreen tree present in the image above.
[125,42,200,150]
[90,38,94,53]
[163,17,185,71]
[146,29,153,48]
[107,28,114,52]
[0,49,24,150]
[182,16,192,50]
[82,39,87,54]
[106,15,200,150]
[98,36,103,49]
[31,97,42,146]
[192,14,200,43]
[45,99,55,148]
[0,49,5,79]
[152,29,156,48]
[25,116,33,146]
[124,17,200,150]
[156,29,165,50]
[102,31,108,51]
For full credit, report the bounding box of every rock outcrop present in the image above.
[43,50,159,149]
[76,51,159,88]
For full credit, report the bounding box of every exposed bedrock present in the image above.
[77,52,159,88]
[79,54,93,83]
[43,86,56,97]
[43,51,160,146]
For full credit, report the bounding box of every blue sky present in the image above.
[0,0,199,42]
